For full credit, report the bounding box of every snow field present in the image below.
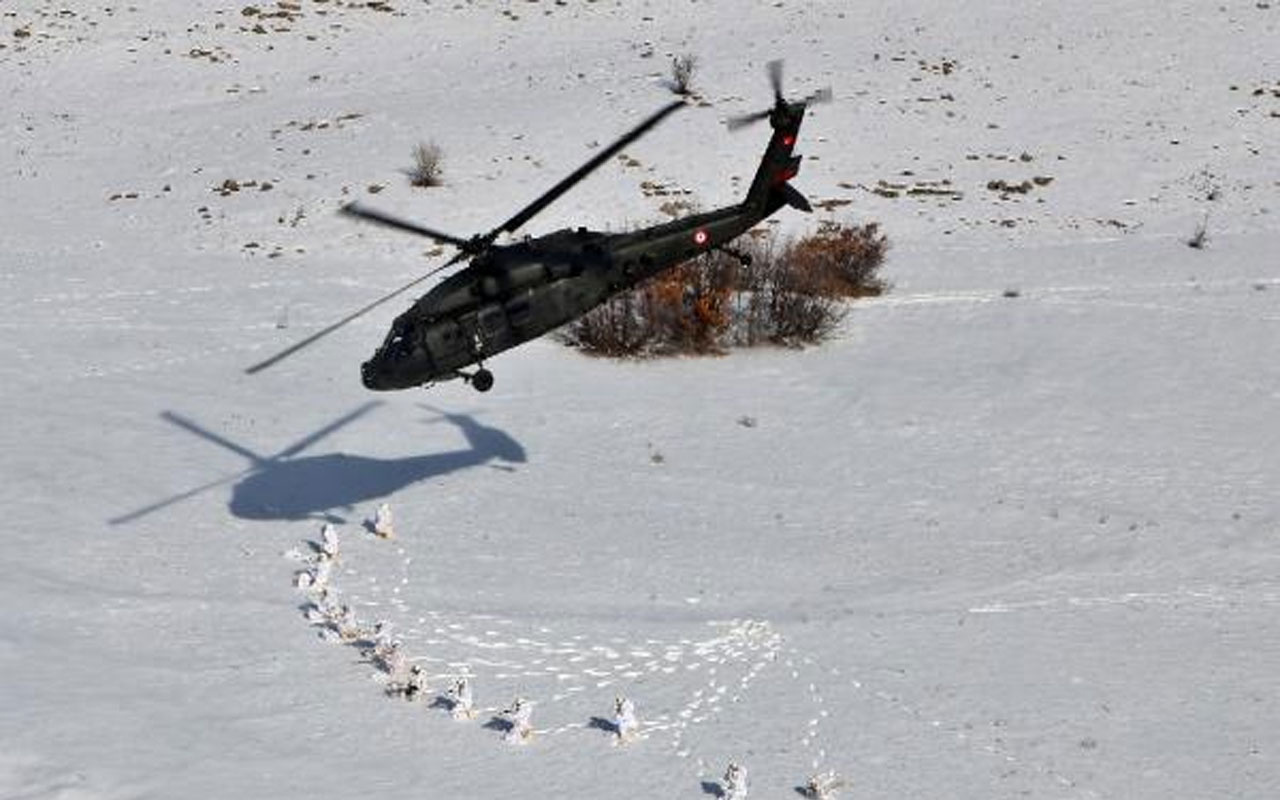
[4,1,1279,798]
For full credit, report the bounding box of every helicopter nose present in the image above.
[360,360,380,390]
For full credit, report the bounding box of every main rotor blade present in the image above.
[244,251,467,375]
[340,202,474,249]
[491,100,685,239]
[109,410,263,523]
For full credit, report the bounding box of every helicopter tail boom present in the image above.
[742,104,811,216]
[732,61,831,218]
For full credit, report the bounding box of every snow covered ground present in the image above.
[3,1,1278,797]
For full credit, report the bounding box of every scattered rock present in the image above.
[987,179,1034,195]
[814,198,853,211]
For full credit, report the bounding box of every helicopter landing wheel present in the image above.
[471,368,495,393]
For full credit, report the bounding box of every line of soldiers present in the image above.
[296,519,845,795]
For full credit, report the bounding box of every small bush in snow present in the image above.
[670,54,699,96]
[1187,214,1210,249]
[408,141,444,188]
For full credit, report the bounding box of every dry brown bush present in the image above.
[785,220,889,298]
[762,252,844,346]
[408,141,444,188]
[562,221,887,356]
[643,258,736,354]
[561,289,654,357]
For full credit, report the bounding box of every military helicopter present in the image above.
[246,61,830,392]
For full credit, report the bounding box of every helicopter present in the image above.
[245,61,830,392]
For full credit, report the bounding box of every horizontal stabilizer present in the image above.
[780,183,812,213]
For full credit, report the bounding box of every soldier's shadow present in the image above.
[111,402,526,524]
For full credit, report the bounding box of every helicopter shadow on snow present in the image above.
[110,402,526,525]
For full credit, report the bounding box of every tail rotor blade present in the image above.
[244,251,467,375]
[726,109,771,131]
[731,61,832,132]
[767,59,785,103]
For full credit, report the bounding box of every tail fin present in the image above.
[742,101,812,215]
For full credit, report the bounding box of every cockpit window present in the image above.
[381,319,416,358]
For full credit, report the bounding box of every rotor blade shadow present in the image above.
[274,401,382,460]
[162,411,266,467]
[109,470,247,526]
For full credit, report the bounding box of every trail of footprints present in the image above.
[288,524,1086,796]
[291,527,786,752]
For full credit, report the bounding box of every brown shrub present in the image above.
[562,220,887,356]
[560,288,654,357]
[643,258,736,354]
[785,221,888,298]
[762,250,845,347]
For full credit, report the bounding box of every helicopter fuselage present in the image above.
[360,202,771,390]
[359,95,810,392]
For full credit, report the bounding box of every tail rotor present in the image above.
[726,59,833,132]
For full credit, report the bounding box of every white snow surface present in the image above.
[3,1,1279,798]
